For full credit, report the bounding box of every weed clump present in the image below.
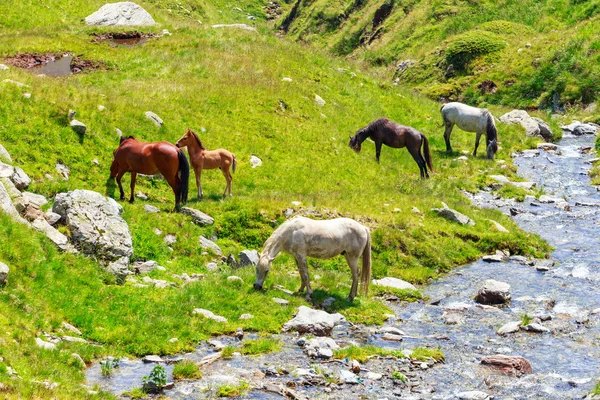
[172,360,202,380]
[445,30,506,71]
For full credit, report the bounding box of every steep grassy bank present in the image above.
[279,0,600,111]
[0,0,550,397]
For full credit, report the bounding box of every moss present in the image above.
[445,30,507,71]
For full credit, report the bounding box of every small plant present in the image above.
[100,357,120,377]
[142,365,167,393]
[521,313,533,326]
[221,346,236,359]
[216,381,250,397]
[240,338,282,356]
[172,360,202,380]
[391,370,407,382]
[410,347,445,362]
[122,387,146,399]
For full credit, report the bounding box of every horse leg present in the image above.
[344,254,360,302]
[129,172,137,203]
[195,169,203,199]
[221,167,230,198]
[165,175,181,211]
[408,146,427,179]
[116,171,126,200]
[375,141,382,163]
[444,123,454,153]
[295,255,312,300]
[473,131,482,157]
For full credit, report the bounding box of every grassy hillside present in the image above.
[0,0,551,397]
[279,0,600,112]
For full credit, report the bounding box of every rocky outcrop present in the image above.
[499,110,553,140]
[282,306,346,336]
[53,190,133,270]
[475,279,511,305]
[480,354,532,377]
[85,2,156,26]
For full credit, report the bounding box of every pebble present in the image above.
[272,297,289,305]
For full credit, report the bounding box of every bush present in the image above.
[172,360,202,380]
[445,30,506,70]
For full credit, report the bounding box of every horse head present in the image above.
[253,253,271,290]
[349,134,362,153]
[486,139,498,160]
[175,128,193,148]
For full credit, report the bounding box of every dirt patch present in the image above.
[3,53,107,76]
[477,79,497,94]
[92,31,156,47]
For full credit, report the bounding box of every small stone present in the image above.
[282,305,346,336]
[273,297,289,305]
[412,206,422,215]
[192,308,227,323]
[62,335,87,343]
[365,371,382,380]
[169,337,178,343]
[136,192,148,200]
[23,92,31,99]
[249,155,262,168]
[349,359,361,373]
[164,234,176,245]
[62,322,82,336]
[282,77,293,82]
[133,260,160,274]
[291,201,302,206]
[70,120,86,135]
[153,228,162,235]
[144,204,160,213]
[198,236,222,255]
[145,111,163,127]
[35,337,56,350]
[235,328,244,340]
[314,95,326,106]
[206,262,218,271]
[338,369,359,384]
[55,163,70,180]
[457,391,491,400]
[432,207,475,226]
[70,353,86,369]
[372,277,416,291]
[208,339,226,350]
[381,333,403,341]
[142,355,165,363]
[497,321,521,335]
[227,275,243,283]
[91,158,100,166]
[378,326,406,336]
[0,262,9,285]
[482,253,505,263]
[523,323,549,333]
[97,105,105,111]
[239,313,253,320]
[181,207,214,226]
[0,64,9,70]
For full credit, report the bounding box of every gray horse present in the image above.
[440,102,498,159]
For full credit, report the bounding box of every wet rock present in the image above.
[85,2,156,26]
[562,121,598,136]
[181,207,214,225]
[457,391,491,400]
[35,337,56,350]
[142,355,165,363]
[53,190,133,266]
[381,333,403,341]
[338,369,360,384]
[372,277,417,291]
[144,204,159,213]
[198,236,222,255]
[192,308,227,323]
[0,262,8,286]
[249,155,262,168]
[523,323,549,333]
[482,253,505,263]
[304,337,338,359]
[378,326,406,336]
[432,207,475,226]
[480,354,533,377]
[475,279,510,305]
[0,144,12,164]
[497,321,521,335]
[133,260,160,274]
[534,259,553,271]
[272,297,289,305]
[442,311,464,325]
[537,143,558,151]
[282,305,346,336]
[509,255,531,265]
[211,23,258,32]
[144,111,163,127]
[70,120,86,135]
[238,250,259,267]
[208,339,226,350]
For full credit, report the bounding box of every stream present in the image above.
[87,133,600,399]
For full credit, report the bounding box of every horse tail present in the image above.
[177,149,190,204]
[361,227,372,297]
[232,154,237,174]
[421,134,435,173]
[438,103,447,127]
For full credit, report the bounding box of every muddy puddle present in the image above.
[92,32,155,48]
[3,53,107,76]
[86,133,600,399]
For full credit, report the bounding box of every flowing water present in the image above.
[87,133,600,399]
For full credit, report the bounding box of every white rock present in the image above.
[23,192,48,208]
[282,77,293,82]
[193,308,227,323]
[199,236,222,255]
[0,64,9,71]
[314,95,326,106]
[0,144,12,164]
[145,111,163,127]
[497,321,521,335]
[0,262,8,285]
[181,207,214,225]
[249,155,262,168]
[282,305,345,336]
[35,337,56,350]
[70,120,86,135]
[62,322,82,335]
[227,275,243,283]
[272,297,289,305]
[365,371,382,380]
[142,355,164,363]
[377,326,406,336]
[98,105,105,111]
[55,163,70,180]
[457,391,491,400]
[164,234,176,245]
[206,262,218,271]
[372,277,416,291]
[239,313,254,320]
[62,336,87,343]
[144,204,160,213]
[85,2,156,26]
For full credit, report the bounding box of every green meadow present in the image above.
[0,0,554,397]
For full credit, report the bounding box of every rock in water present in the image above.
[372,277,417,291]
[475,279,511,305]
[53,190,133,268]
[282,306,346,336]
[304,337,339,359]
[0,262,8,285]
[457,391,491,400]
[85,2,156,26]
[497,321,521,335]
[480,354,532,377]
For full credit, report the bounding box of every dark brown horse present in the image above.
[109,136,189,210]
[349,118,434,178]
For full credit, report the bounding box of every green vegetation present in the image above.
[216,381,250,397]
[142,365,167,392]
[334,344,444,363]
[410,347,445,362]
[240,337,282,355]
[100,357,120,377]
[172,359,202,380]
[521,313,533,326]
[391,370,407,382]
[0,0,554,397]
[221,346,236,359]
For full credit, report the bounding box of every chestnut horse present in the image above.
[109,136,189,210]
[349,118,434,179]
[175,129,237,199]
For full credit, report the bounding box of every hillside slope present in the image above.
[0,0,550,397]
[279,0,600,111]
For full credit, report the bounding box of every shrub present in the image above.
[445,30,506,70]
[172,360,202,380]
[142,365,167,393]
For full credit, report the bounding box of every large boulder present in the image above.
[53,190,133,263]
[480,354,532,377]
[238,250,259,267]
[0,144,11,164]
[282,306,346,336]
[85,2,156,26]
[561,121,598,136]
[499,110,553,140]
[0,180,24,221]
[475,279,511,305]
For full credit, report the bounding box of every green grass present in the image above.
[216,381,250,397]
[411,347,445,362]
[334,344,444,363]
[0,0,553,398]
[172,359,202,380]
[240,337,282,355]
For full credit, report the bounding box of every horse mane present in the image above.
[188,129,206,150]
[119,135,135,144]
[354,118,389,143]
[484,111,498,143]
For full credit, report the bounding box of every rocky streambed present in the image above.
[87,133,600,399]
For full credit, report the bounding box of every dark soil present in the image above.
[3,53,107,74]
[91,31,157,41]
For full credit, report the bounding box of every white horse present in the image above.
[440,102,498,159]
[253,216,372,302]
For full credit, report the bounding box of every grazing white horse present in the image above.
[440,102,498,159]
[253,216,371,302]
